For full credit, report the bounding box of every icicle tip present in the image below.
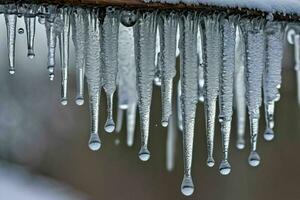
[219,160,231,175]
[88,133,101,151]
[75,97,84,106]
[138,146,150,161]
[248,151,261,167]
[104,119,115,133]
[264,128,274,141]
[181,175,194,196]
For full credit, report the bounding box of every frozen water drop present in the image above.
[60,98,67,106]
[75,97,84,106]
[27,51,35,59]
[18,28,24,34]
[219,160,231,175]
[181,176,194,196]
[206,157,215,167]
[120,10,138,27]
[161,120,168,127]
[104,119,115,133]
[236,139,245,149]
[264,128,274,141]
[138,146,150,161]
[9,69,15,75]
[248,151,261,167]
[88,133,101,151]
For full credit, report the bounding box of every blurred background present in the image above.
[0,14,299,200]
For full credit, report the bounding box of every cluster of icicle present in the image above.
[2,3,285,196]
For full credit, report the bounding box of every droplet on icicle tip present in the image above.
[18,28,24,34]
[248,151,261,167]
[264,128,274,141]
[138,146,150,161]
[104,118,115,133]
[161,120,168,127]
[60,98,68,106]
[219,160,231,175]
[9,69,15,75]
[88,133,101,151]
[75,97,84,106]
[236,139,245,150]
[181,175,194,196]
[206,157,215,167]
[27,49,35,59]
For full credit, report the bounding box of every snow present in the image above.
[143,0,300,14]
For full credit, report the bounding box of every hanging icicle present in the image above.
[23,4,37,59]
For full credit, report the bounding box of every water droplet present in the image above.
[161,120,168,127]
[75,97,84,106]
[138,146,150,161]
[248,151,261,167]
[206,157,215,167]
[27,52,35,59]
[264,128,274,141]
[104,118,115,133]
[219,160,231,175]
[236,139,245,149]
[120,10,138,27]
[181,176,194,196]
[88,133,101,151]
[9,69,15,75]
[18,28,24,34]
[60,98,68,106]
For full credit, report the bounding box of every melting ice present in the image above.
[0,3,289,197]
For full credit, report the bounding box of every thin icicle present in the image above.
[203,14,221,168]
[59,8,71,106]
[166,114,177,171]
[85,9,102,151]
[263,22,283,141]
[115,107,124,133]
[177,80,183,131]
[24,4,37,59]
[218,17,235,176]
[4,4,17,75]
[45,6,59,81]
[154,27,162,86]
[159,11,178,127]
[243,18,265,167]
[126,103,137,147]
[294,34,300,105]
[134,11,157,161]
[101,7,119,133]
[234,24,246,150]
[197,21,205,102]
[72,8,86,106]
[179,12,198,197]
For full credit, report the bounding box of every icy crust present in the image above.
[144,0,300,14]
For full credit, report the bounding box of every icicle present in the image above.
[293,33,300,105]
[179,12,198,196]
[72,8,87,106]
[4,4,17,75]
[126,103,137,147]
[197,21,205,102]
[166,114,177,171]
[133,11,157,161]
[243,18,265,167]
[58,8,71,106]
[218,17,235,175]
[24,4,37,59]
[158,11,178,127]
[45,6,59,81]
[263,22,283,141]
[234,24,246,150]
[38,5,46,25]
[101,7,119,133]
[154,27,162,86]
[177,80,183,131]
[203,14,221,168]
[85,9,102,151]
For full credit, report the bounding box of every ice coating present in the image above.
[243,18,265,166]
[101,7,119,133]
[203,14,221,168]
[118,21,137,146]
[4,4,17,75]
[72,8,87,105]
[179,12,198,196]
[218,17,235,175]
[263,22,283,141]
[158,11,178,127]
[134,11,157,161]
[23,4,37,58]
[58,8,71,106]
[85,9,102,151]
[234,24,246,149]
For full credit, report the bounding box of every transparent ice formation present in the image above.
[0,4,288,197]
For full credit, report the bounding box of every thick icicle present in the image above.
[203,15,221,168]
[72,8,87,106]
[263,22,283,141]
[4,4,17,75]
[85,9,102,151]
[24,4,37,59]
[234,24,246,150]
[101,7,119,133]
[179,12,198,197]
[197,21,205,102]
[158,11,178,127]
[218,17,235,175]
[154,27,162,86]
[243,18,265,167]
[133,11,157,161]
[45,6,59,81]
[58,8,71,106]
